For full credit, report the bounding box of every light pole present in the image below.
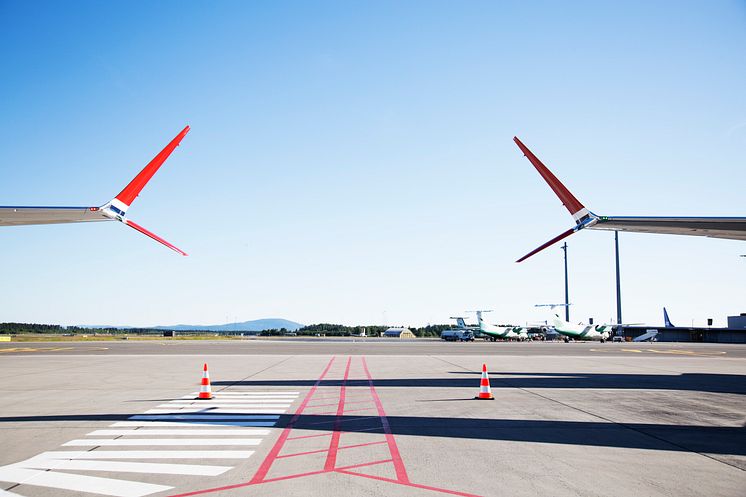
[562,242,569,321]
[615,231,622,326]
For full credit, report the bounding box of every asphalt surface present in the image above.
[2,338,746,357]
[1,341,744,497]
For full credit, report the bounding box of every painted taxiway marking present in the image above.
[35,451,256,459]
[128,414,280,418]
[63,439,262,447]
[590,348,726,357]
[20,457,232,476]
[158,400,293,408]
[88,429,271,436]
[0,466,171,497]
[0,346,110,353]
[165,356,482,497]
[175,397,296,402]
[145,409,287,415]
[0,389,301,497]
[110,421,274,428]
[648,349,726,356]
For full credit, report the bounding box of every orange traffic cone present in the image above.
[196,363,213,400]
[475,363,494,400]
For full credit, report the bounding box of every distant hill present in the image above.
[80,318,304,332]
[155,319,304,332]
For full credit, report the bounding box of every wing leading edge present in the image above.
[513,137,746,261]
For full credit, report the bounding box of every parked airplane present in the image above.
[0,126,190,255]
[548,313,614,342]
[513,137,746,262]
[474,310,529,341]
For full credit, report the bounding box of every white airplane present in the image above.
[548,313,614,342]
[474,310,529,341]
[513,137,746,262]
[0,126,190,255]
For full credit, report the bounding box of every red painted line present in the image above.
[250,356,337,484]
[339,440,387,450]
[276,447,328,459]
[324,356,351,471]
[335,458,393,472]
[286,432,332,441]
[278,440,387,460]
[260,469,327,484]
[306,402,339,408]
[336,471,484,497]
[342,406,377,414]
[342,399,375,406]
[167,355,484,497]
[361,356,409,484]
[305,415,380,427]
[165,358,338,497]
[347,426,386,433]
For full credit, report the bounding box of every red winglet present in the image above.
[116,126,190,207]
[124,219,188,256]
[516,227,575,263]
[514,137,587,220]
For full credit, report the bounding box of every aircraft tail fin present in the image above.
[663,307,674,328]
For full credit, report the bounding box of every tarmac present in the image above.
[0,340,744,497]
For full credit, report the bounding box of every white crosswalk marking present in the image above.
[157,404,291,409]
[21,457,231,476]
[0,388,300,497]
[88,429,270,436]
[166,401,293,406]
[40,451,255,459]
[0,466,171,497]
[180,396,298,401]
[184,391,299,396]
[0,489,25,496]
[110,420,274,427]
[130,414,279,421]
[63,438,262,446]
[145,408,286,414]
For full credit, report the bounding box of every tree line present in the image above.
[1,322,455,338]
[260,323,453,337]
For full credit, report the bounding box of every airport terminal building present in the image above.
[624,313,746,343]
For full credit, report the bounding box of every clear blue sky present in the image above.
[0,0,744,328]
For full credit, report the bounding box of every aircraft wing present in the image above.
[0,206,109,226]
[513,136,746,261]
[589,216,746,241]
[1,126,190,255]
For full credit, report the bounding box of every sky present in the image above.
[0,0,744,328]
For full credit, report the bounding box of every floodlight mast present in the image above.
[561,242,569,321]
